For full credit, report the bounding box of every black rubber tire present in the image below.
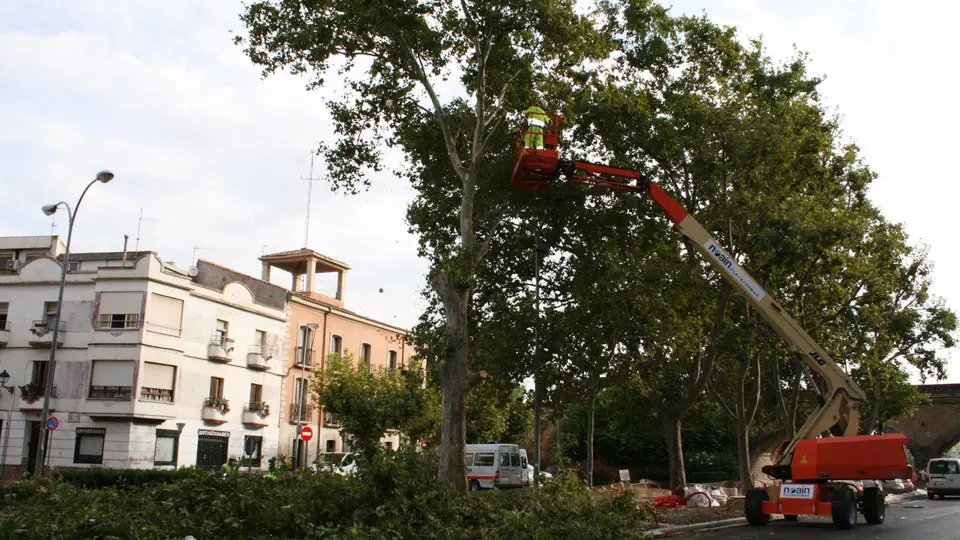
[469,480,481,491]
[928,491,936,500]
[831,487,857,530]
[783,515,799,521]
[937,494,945,500]
[862,487,885,525]
[745,488,771,526]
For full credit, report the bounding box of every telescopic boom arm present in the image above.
[511,115,867,478]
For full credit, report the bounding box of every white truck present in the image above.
[466,443,524,491]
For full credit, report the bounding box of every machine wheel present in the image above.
[831,487,857,530]
[937,494,945,500]
[928,491,935,500]
[745,488,771,526]
[469,480,482,491]
[782,515,799,521]
[862,487,885,524]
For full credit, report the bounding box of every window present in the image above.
[388,350,398,372]
[296,325,313,366]
[154,429,179,466]
[325,439,336,453]
[243,435,263,467]
[249,383,263,403]
[932,460,960,475]
[500,452,510,467]
[475,453,495,467]
[330,335,343,355]
[0,302,8,329]
[466,453,475,467]
[146,293,183,336]
[140,362,175,402]
[253,329,267,354]
[31,361,49,388]
[97,313,140,329]
[89,360,134,400]
[44,301,58,327]
[209,377,225,399]
[511,453,521,467]
[324,409,338,426]
[360,343,372,371]
[96,292,143,329]
[74,427,106,464]
[67,261,80,272]
[215,319,229,342]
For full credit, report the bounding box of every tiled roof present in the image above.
[260,248,350,269]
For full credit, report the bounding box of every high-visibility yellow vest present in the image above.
[524,106,549,129]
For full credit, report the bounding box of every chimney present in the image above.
[122,235,129,266]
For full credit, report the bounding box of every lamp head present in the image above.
[41,204,58,216]
[0,370,9,386]
[96,170,115,183]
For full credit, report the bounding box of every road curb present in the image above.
[642,518,746,538]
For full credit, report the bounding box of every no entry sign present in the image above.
[299,426,313,441]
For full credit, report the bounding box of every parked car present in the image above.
[313,453,358,477]
[927,457,960,499]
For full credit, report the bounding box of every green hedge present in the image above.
[52,466,208,489]
[0,450,655,539]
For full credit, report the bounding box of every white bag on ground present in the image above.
[683,484,716,507]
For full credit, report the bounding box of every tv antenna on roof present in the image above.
[302,138,324,248]
[193,245,211,266]
[135,208,161,253]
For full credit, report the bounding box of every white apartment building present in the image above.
[0,236,288,476]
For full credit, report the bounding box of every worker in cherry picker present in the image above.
[523,98,550,149]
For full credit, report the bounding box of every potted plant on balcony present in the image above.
[19,383,44,404]
[203,396,230,415]
[249,401,270,419]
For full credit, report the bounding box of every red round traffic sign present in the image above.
[299,426,313,441]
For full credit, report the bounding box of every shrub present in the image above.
[52,466,209,489]
[0,450,655,539]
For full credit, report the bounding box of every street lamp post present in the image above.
[34,170,115,475]
[0,370,15,480]
[295,322,320,470]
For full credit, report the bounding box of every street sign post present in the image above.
[46,416,59,431]
[300,426,313,442]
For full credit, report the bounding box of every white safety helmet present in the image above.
[539,97,548,109]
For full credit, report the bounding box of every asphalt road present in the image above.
[687,498,960,539]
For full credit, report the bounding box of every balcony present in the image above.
[28,320,65,348]
[207,335,234,363]
[201,397,230,424]
[242,402,271,427]
[295,347,315,369]
[0,321,8,347]
[89,385,133,401]
[288,402,315,424]
[247,345,269,370]
[18,383,57,412]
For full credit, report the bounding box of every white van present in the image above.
[466,443,524,491]
[927,457,960,499]
[519,449,531,487]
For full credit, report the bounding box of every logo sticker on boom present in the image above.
[703,240,766,302]
[779,484,815,499]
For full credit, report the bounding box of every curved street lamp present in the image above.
[33,170,115,475]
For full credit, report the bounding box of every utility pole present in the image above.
[533,221,542,487]
[302,139,323,248]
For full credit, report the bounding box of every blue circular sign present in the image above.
[46,416,59,430]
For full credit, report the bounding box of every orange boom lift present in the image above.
[511,113,914,530]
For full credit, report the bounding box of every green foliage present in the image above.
[51,467,205,489]
[467,381,533,445]
[1,450,654,539]
[312,352,441,457]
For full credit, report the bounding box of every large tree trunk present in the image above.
[435,272,472,492]
[587,392,596,488]
[662,414,686,493]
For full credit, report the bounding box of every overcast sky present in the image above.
[2,1,957,381]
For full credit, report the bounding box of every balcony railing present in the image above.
[140,386,174,402]
[0,320,9,347]
[94,314,141,330]
[288,402,315,423]
[89,385,133,400]
[295,347,314,368]
[28,320,65,347]
[247,344,269,370]
[18,384,57,410]
[208,335,234,363]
